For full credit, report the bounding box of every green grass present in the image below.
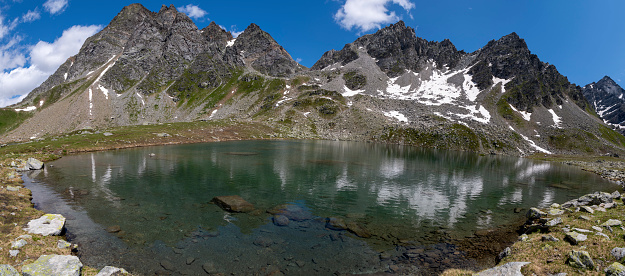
[598,125,625,148]
[0,109,32,136]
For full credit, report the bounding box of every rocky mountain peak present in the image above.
[202,21,233,44]
[583,76,625,131]
[227,23,301,77]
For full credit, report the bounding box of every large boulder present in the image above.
[566,250,594,269]
[526,208,546,220]
[474,262,530,276]
[211,195,254,213]
[0,265,19,276]
[27,158,44,170]
[21,255,82,276]
[24,214,66,236]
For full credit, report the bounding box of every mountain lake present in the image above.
[22,140,618,275]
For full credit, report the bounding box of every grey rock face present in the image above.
[583,76,625,131]
[27,158,44,170]
[21,255,83,276]
[564,232,587,245]
[227,23,301,77]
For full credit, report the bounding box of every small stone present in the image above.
[566,250,594,269]
[6,186,19,192]
[605,262,625,276]
[156,133,170,137]
[611,191,621,200]
[597,232,611,240]
[580,206,594,214]
[578,215,592,221]
[186,257,195,265]
[518,234,529,241]
[526,207,547,220]
[18,234,32,240]
[160,260,174,271]
[572,228,592,233]
[550,203,561,209]
[545,217,563,227]
[9,250,19,257]
[57,240,71,249]
[272,215,289,226]
[95,266,129,276]
[106,225,122,233]
[548,209,564,216]
[611,248,625,261]
[103,132,114,137]
[541,235,559,242]
[326,217,348,230]
[202,262,217,274]
[603,219,623,227]
[497,247,511,261]
[564,232,587,245]
[11,239,27,249]
[0,264,19,276]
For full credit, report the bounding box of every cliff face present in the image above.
[6,5,624,156]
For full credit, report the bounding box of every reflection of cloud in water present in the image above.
[379,158,405,179]
[516,162,552,180]
[538,189,555,208]
[336,168,356,191]
[90,153,121,207]
[498,188,524,206]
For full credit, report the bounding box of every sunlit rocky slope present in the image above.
[5,3,625,156]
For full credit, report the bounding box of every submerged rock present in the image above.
[211,195,254,213]
[566,250,594,269]
[326,217,348,231]
[267,204,312,221]
[22,255,82,276]
[474,261,530,276]
[346,222,372,238]
[24,214,66,236]
[272,215,289,226]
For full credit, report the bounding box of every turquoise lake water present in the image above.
[23,140,618,275]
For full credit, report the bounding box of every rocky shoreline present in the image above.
[2,145,625,275]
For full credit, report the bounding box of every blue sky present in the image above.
[0,0,623,107]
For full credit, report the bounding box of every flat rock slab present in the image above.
[22,255,82,276]
[475,262,530,276]
[564,231,587,245]
[24,214,66,236]
[211,195,254,213]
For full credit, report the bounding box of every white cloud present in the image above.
[229,25,243,38]
[178,4,208,20]
[0,15,19,40]
[0,25,101,107]
[296,58,302,63]
[334,0,415,33]
[22,10,41,23]
[43,0,68,15]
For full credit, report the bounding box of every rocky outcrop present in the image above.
[21,255,82,276]
[23,214,66,236]
[566,250,595,269]
[226,23,302,77]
